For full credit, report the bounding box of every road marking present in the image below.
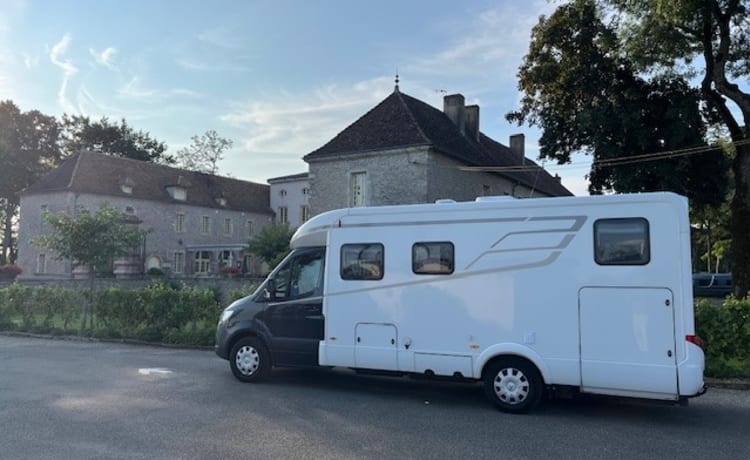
[138,368,173,376]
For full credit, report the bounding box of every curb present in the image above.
[704,377,750,391]
[0,330,214,351]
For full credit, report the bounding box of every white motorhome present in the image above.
[215,192,706,412]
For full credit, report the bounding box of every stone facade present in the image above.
[17,191,272,279]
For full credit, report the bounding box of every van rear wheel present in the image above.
[230,337,271,383]
[483,357,542,413]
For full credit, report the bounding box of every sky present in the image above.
[0,0,592,195]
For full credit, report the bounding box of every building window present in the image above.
[412,242,454,275]
[247,220,254,237]
[302,187,310,195]
[201,216,211,234]
[278,206,288,224]
[176,213,185,233]
[224,218,233,236]
[173,252,185,274]
[341,243,384,280]
[279,189,287,197]
[300,205,310,223]
[194,251,211,274]
[37,253,47,274]
[350,172,366,207]
[594,218,650,265]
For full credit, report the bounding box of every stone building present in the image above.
[304,87,571,215]
[267,172,310,229]
[17,151,273,279]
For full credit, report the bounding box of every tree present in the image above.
[60,114,173,164]
[605,0,750,296]
[247,223,294,268]
[175,130,233,175]
[0,101,62,264]
[33,203,146,332]
[508,0,750,294]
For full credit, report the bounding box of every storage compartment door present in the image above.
[354,323,398,371]
[579,287,677,398]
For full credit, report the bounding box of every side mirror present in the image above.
[263,279,276,300]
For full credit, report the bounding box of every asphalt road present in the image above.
[1,336,748,460]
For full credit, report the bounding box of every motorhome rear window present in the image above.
[594,218,650,265]
[412,242,454,275]
[340,243,384,280]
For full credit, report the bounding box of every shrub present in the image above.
[695,297,750,378]
[147,267,165,277]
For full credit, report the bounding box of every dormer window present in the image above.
[119,177,135,194]
[216,197,227,206]
[167,186,187,201]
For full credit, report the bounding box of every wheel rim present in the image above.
[235,345,260,376]
[493,367,530,406]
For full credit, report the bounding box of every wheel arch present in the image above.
[476,344,550,384]
[226,328,272,365]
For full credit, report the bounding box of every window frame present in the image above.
[277,206,288,224]
[412,241,455,275]
[176,212,185,233]
[593,217,651,266]
[340,243,384,281]
[201,215,211,235]
[173,251,185,274]
[223,217,233,236]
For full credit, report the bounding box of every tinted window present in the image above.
[272,249,324,300]
[594,218,650,265]
[341,243,383,280]
[412,242,454,275]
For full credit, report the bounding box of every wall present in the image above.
[17,191,273,279]
[308,146,430,215]
[268,176,310,229]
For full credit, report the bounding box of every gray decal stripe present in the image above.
[465,234,575,269]
[327,251,562,298]
[340,216,527,228]
[491,216,587,247]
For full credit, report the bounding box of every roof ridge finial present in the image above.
[394,71,400,92]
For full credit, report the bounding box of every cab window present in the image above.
[269,248,325,300]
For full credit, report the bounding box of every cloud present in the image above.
[118,76,157,99]
[49,34,78,113]
[174,56,250,72]
[90,46,117,69]
[221,76,395,155]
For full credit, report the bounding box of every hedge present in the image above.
[695,297,750,378]
[0,282,226,346]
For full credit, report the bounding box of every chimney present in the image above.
[465,105,480,142]
[509,134,525,164]
[443,94,465,135]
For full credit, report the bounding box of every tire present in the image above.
[483,357,543,413]
[229,337,271,383]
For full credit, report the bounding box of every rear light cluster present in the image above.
[686,335,705,350]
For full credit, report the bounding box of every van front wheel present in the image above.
[230,337,271,383]
[483,358,542,413]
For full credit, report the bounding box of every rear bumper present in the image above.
[678,342,706,397]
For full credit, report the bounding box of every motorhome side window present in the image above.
[340,243,384,280]
[412,242,454,275]
[270,249,325,300]
[594,218,650,265]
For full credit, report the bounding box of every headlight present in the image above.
[220,309,235,324]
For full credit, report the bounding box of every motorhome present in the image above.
[215,192,705,412]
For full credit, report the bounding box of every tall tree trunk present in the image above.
[731,143,750,297]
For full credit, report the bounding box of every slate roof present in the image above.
[304,89,571,197]
[23,151,274,215]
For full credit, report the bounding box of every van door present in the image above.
[579,287,678,398]
[262,247,325,367]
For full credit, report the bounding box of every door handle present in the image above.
[391,338,395,345]
[357,337,361,343]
